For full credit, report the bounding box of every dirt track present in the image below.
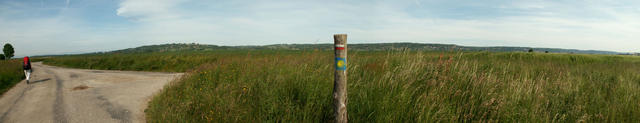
[0,62,182,123]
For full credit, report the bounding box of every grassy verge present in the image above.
[43,51,640,122]
[0,60,25,95]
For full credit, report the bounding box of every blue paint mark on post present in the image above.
[336,57,347,70]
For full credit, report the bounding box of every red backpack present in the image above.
[23,57,29,64]
[23,57,30,69]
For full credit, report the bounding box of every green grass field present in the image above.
[0,60,25,95]
[43,50,640,122]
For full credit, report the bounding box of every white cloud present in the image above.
[3,0,640,56]
[0,0,137,56]
[0,17,88,56]
[116,0,186,21]
[110,0,640,52]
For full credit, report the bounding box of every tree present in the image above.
[545,51,549,53]
[0,54,4,60]
[528,49,534,53]
[3,43,14,59]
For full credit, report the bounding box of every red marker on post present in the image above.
[335,44,345,50]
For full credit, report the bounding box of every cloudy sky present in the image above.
[1,0,639,56]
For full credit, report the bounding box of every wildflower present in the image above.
[242,87,248,94]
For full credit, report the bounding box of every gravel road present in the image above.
[0,62,182,123]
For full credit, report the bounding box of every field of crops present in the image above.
[43,50,640,122]
[0,60,25,95]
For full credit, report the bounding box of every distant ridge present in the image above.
[110,43,620,55]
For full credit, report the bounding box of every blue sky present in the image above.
[1,0,639,56]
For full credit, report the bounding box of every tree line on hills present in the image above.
[106,43,621,55]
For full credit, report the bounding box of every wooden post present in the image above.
[333,34,348,123]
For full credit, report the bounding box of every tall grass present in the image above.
[43,50,640,122]
[0,60,25,95]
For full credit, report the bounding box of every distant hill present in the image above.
[110,43,620,55]
[110,43,235,53]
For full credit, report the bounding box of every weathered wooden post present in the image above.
[333,34,348,123]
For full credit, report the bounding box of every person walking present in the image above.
[23,56,32,84]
